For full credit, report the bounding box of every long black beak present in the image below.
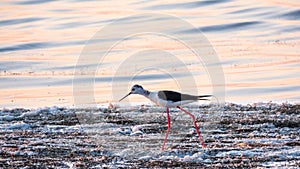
[119,92,131,102]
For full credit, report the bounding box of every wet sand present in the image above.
[0,103,299,168]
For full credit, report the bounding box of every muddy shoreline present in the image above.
[1,103,299,168]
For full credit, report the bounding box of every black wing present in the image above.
[158,90,211,102]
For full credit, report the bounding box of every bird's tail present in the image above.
[197,95,212,101]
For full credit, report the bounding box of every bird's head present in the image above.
[119,84,146,101]
[130,84,145,94]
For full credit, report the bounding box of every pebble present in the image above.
[130,130,143,136]
[8,122,31,130]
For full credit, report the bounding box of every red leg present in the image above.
[162,107,171,150]
[177,106,205,149]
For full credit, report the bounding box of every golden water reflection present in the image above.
[0,0,299,108]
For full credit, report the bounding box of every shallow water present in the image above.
[1,0,300,108]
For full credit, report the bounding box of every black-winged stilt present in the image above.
[119,84,211,150]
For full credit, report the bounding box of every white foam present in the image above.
[216,150,260,158]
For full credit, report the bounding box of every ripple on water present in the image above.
[280,9,300,20]
[0,0,299,107]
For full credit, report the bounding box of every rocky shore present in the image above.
[0,103,299,168]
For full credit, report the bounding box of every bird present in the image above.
[119,84,212,150]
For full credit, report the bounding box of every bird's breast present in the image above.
[147,92,167,107]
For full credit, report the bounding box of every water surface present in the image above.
[0,0,299,108]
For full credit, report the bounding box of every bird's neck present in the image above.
[141,90,150,97]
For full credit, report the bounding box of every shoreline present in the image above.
[1,101,300,110]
